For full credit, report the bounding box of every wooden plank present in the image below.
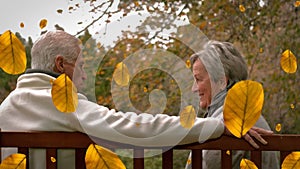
[162,148,173,169]
[133,149,144,169]
[250,150,261,168]
[18,147,29,169]
[175,135,300,151]
[46,148,57,169]
[221,150,232,169]
[76,148,86,169]
[191,149,202,169]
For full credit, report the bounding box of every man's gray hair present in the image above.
[31,30,81,71]
[190,40,248,84]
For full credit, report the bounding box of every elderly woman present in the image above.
[186,40,279,169]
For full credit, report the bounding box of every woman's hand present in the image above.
[224,126,273,148]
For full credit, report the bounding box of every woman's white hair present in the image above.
[31,30,81,71]
[190,40,248,84]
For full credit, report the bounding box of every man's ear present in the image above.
[54,56,64,73]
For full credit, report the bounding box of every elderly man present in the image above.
[0,31,271,169]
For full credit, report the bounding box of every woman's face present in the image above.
[192,59,212,110]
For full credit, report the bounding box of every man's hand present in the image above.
[224,126,273,148]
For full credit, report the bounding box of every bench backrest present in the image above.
[1,131,300,169]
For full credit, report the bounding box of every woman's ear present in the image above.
[53,56,64,73]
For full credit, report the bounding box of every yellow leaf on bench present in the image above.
[85,144,126,169]
[0,153,26,169]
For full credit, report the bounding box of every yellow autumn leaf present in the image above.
[143,86,148,93]
[180,105,196,129]
[240,158,258,169]
[50,157,56,163]
[290,104,295,109]
[280,49,297,73]
[186,59,191,68]
[113,62,130,86]
[275,123,281,132]
[39,19,48,29]
[0,30,26,75]
[282,152,300,169]
[239,5,246,13]
[223,80,264,138]
[85,144,126,169]
[51,73,78,113]
[0,153,26,169]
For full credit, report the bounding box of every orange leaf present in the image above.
[239,5,246,13]
[39,19,48,29]
[20,22,25,28]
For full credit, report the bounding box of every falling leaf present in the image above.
[186,158,191,165]
[259,48,263,53]
[113,62,130,86]
[51,73,78,113]
[226,150,231,155]
[134,1,140,7]
[39,19,48,29]
[180,105,196,129]
[69,6,74,10]
[143,86,148,93]
[295,1,300,7]
[280,49,297,73]
[239,5,246,13]
[275,123,281,132]
[282,152,300,169]
[0,30,27,75]
[290,104,295,109]
[50,157,56,163]
[85,144,126,169]
[240,158,258,169]
[96,42,102,49]
[57,9,63,14]
[199,21,206,30]
[186,60,191,68]
[20,22,25,28]
[0,153,26,169]
[223,80,264,138]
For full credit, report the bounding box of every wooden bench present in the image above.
[1,131,300,169]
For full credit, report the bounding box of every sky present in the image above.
[0,0,149,46]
